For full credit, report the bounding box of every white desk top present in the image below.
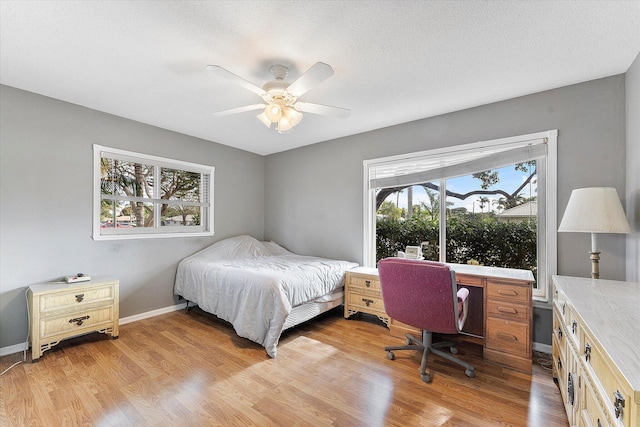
[552,275,640,390]
[351,263,535,283]
[447,263,535,282]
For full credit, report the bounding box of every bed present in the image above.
[174,235,358,357]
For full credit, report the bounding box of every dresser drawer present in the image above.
[39,284,116,312]
[487,280,530,304]
[582,377,614,427]
[347,291,386,313]
[347,275,381,292]
[39,305,115,340]
[580,328,633,427]
[487,300,530,321]
[486,317,530,356]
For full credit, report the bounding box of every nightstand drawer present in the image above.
[487,280,530,303]
[486,300,530,321]
[348,276,381,292]
[486,317,530,356]
[347,292,386,313]
[40,285,115,312]
[40,305,115,340]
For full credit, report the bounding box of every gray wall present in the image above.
[626,52,640,282]
[265,75,628,345]
[0,85,265,350]
[1,74,631,351]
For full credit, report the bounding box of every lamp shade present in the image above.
[558,187,631,234]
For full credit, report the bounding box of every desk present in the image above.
[344,263,535,373]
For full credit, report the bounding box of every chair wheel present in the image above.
[450,346,458,354]
[421,373,432,383]
[386,351,395,360]
[465,369,476,378]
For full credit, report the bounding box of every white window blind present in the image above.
[368,137,547,189]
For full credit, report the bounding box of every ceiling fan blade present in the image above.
[212,104,266,117]
[294,102,350,118]
[286,62,334,97]
[206,65,266,96]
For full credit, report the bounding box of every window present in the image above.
[364,130,557,302]
[93,145,214,240]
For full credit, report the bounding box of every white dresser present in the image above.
[28,278,119,361]
[552,275,639,427]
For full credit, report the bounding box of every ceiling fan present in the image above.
[206,62,350,133]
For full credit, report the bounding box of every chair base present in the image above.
[384,330,475,383]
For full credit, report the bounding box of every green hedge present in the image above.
[376,216,537,276]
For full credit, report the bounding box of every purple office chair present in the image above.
[378,257,475,383]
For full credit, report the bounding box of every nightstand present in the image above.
[344,267,389,327]
[27,278,119,361]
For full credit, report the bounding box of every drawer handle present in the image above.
[75,294,85,303]
[597,419,602,427]
[557,357,562,370]
[497,289,517,296]
[557,327,563,339]
[497,333,518,342]
[69,315,90,326]
[567,373,575,406]
[584,343,591,362]
[572,320,577,335]
[365,280,371,288]
[361,298,374,307]
[562,302,566,315]
[497,306,518,315]
[613,390,625,419]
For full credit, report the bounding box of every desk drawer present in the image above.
[487,280,530,304]
[486,317,530,356]
[487,300,529,321]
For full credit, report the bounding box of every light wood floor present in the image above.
[1,307,568,426]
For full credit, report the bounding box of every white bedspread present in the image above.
[174,235,358,357]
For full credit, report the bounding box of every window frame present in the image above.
[363,130,557,302]
[93,145,214,241]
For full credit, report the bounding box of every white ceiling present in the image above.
[1,1,639,156]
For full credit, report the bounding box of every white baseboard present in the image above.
[119,302,188,325]
[0,302,189,357]
[0,342,28,357]
[533,342,552,354]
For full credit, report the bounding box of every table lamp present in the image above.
[558,187,631,279]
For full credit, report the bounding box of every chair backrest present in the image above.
[378,257,460,334]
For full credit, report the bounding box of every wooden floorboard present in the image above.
[0,307,568,426]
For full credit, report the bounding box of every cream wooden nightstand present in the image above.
[344,268,390,327]
[27,278,119,361]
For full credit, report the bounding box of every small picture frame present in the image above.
[405,246,421,259]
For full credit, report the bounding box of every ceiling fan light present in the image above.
[264,103,282,122]
[256,111,272,128]
[284,107,303,127]
[277,116,293,133]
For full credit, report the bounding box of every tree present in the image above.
[377,200,403,220]
[375,162,536,211]
[101,159,203,227]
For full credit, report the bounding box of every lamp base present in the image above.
[589,251,600,279]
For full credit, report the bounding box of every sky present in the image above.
[387,162,537,214]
